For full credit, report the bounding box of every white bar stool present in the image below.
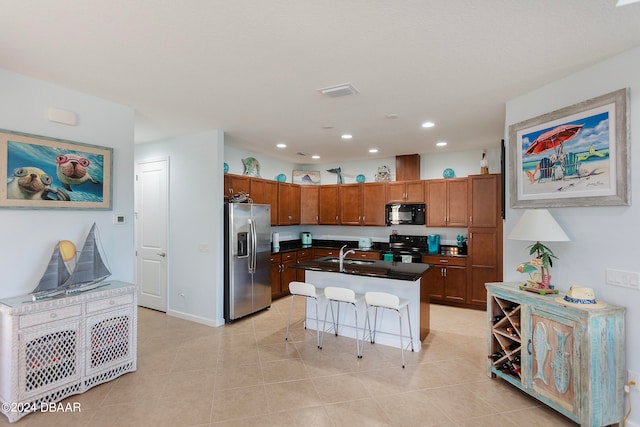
[362,291,414,368]
[285,281,323,348]
[320,286,364,358]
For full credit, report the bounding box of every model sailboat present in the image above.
[32,223,111,301]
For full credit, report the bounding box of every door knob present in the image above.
[157,252,166,257]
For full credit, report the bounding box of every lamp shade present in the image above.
[508,209,570,242]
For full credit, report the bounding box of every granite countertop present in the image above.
[290,256,430,281]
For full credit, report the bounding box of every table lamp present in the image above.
[508,209,570,288]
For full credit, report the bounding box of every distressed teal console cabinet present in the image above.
[486,282,625,427]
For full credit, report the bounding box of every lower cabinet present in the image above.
[270,252,297,299]
[486,282,625,427]
[422,255,467,305]
[0,282,137,423]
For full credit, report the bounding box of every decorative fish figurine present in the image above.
[242,157,261,177]
[533,322,551,384]
[551,327,571,394]
[327,167,342,184]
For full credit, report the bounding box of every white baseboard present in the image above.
[166,309,223,327]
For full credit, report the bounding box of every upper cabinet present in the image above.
[386,180,424,203]
[468,173,499,228]
[338,184,363,225]
[395,154,420,181]
[250,177,278,225]
[426,178,468,227]
[337,182,386,226]
[277,182,300,225]
[300,185,319,225]
[318,185,340,224]
[224,174,250,197]
[361,182,386,226]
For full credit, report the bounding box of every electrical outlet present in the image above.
[629,370,640,391]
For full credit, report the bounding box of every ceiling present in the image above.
[1,1,640,164]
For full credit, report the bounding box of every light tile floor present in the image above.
[1,300,578,427]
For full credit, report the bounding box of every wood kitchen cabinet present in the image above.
[486,282,625,426]
[300,186,319,225]
[270,252,297,299]
[250,177,278,225]
[224,174,250,197]
[339,184,363,225]
[361,182,386,226]
[346,250,381,260]
[386,180,424,203]
[395,154,420,181]
[329,183,386,226]
[425,178,468,227]
[277,182,301,225]
[422,255,467,304]
[295,249,313,282]
[318,185,339,224]
[468,174,502,308]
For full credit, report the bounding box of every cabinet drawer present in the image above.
[270,254,282,263]
[20,304,82,328]
[281,252,296,261]
[422,255,467,267]
[297,249,312,258]
[347,251,381,260]
[314,248,338,257]
[86,293,134,313]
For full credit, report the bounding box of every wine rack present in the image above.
[488,295,521,381]
[486,282,626,426]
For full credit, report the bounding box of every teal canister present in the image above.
[427,234,440,254]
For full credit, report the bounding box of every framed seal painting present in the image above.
[0,129,113,210]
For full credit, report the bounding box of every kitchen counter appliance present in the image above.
[383,234,428,263]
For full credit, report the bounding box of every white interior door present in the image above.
[135,158,169,311]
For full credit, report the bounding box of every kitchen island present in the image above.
[291,257,431,351]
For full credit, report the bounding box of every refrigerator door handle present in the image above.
[248,218,257,273]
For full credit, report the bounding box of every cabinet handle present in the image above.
[439,259,448,263]
[470,215,473,224]
[443,268,447,277]
[528,339,532,355]
[50,312,57,319]
[336,215,338,222]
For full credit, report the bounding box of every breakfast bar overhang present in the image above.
[290,257,431,351]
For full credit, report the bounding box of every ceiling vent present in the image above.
[317,83,359,98]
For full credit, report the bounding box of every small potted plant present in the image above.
[528,241,558,289]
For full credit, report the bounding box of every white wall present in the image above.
[504,47,640,425]
[0,68,135,299]
[135,131,225,326]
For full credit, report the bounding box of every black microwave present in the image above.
[385,203,426,225]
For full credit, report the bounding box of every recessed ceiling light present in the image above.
[422,121,435,128]
[617,0,640,6]
[436,141,447,147]
[276,143,287,148]
[369,148,378,153]
[311,155,320,159]
[341,134,353,140]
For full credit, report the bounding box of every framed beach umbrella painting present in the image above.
[0,129,113,209]
[509,88,630,208]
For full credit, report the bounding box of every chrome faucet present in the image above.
[339,244,356,272]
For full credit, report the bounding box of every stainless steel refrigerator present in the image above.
[224,202,272,322]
